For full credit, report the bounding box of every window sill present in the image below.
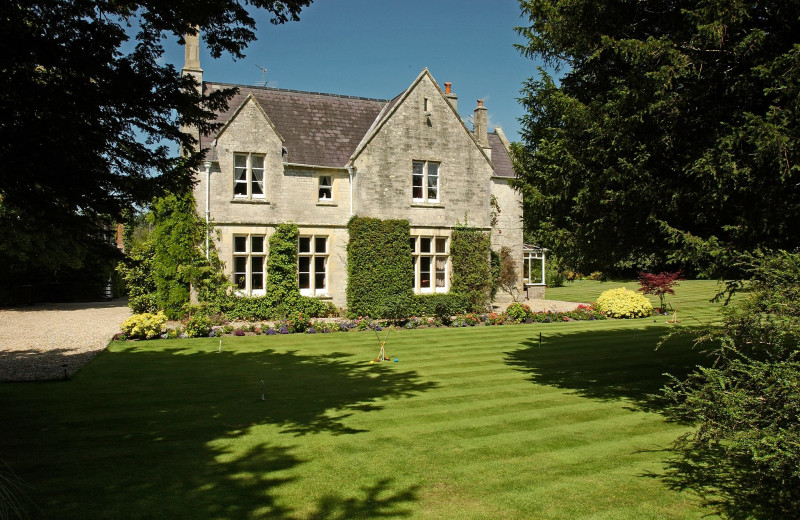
[316,201,337,207]
[300,293,332,299]
[411,202,444,208]
[231,198,270,204]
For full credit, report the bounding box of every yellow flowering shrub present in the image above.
[120,312,167,339]
[595,287,653,319]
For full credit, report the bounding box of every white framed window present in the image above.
[523,245,546,285]
[410,234,448,293]
[233,153,265,199]
[412,161,440,203]
[233,234,266,295]
[318,175,332,201]
[298,235,328,296]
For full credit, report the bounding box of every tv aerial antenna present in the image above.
[255,65,277,88]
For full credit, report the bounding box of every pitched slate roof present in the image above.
[488,132,516,178]
[200,77,515,177]
[201,82,388,168]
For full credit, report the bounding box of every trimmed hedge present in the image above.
[346,216,413,318]
[265,223,300,316]
[451,226,492,312]
[411,293,470,319]
[219,294,336,321]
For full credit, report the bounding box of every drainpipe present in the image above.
[347,165,355,216]
[204,160,212,259]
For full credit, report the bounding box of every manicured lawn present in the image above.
[547,279,728,322]
[0,282,726,519]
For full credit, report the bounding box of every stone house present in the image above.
[183,36,526,308]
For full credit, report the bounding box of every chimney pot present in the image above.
[444,82,457,112]
[477,99,484,107]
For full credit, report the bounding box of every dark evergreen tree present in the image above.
[0,0,311,300]
[513,0,800,276]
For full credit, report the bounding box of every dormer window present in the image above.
[233,152,265,199]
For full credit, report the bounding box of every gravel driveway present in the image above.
[0,299,131,382]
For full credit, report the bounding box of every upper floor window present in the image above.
[233,153,265,199]
[298,235,328,297]
[233,234,266,295]
[318,176,332,201]
[412,161,439,203]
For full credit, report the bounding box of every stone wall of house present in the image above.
[194,99,353,227]
[490,177,524,295]
[197,76,523,309]
[352,74,494,230]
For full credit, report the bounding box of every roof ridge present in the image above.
[205,81,390,103]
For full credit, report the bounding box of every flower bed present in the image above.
[113,303,613,341]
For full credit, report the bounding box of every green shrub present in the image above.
[544,257,566,288]
[149,193,208,320]
[120,312,167,339]
[117,237,159,314]
[219,294,335,321]
[184,314,212,338]
[451,226,492,311]
[293,296,338,318]
[346,216,413,318]
[505,302,533,323]
[411,293,470,320]
[286,311,310,333]
[595,287,653,318]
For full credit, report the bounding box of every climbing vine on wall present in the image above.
[265,222,301,315]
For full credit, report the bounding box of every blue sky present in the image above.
[162,0,537,141]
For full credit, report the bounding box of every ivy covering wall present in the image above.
[347,216,413,318]
[265,222,300,312]
[217,222,335,320]
[450,226,492,311]
[149,193,209,319]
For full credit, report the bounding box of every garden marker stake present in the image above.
[539,332,542,348]
[260,380,265,401]
[219,338,222,353]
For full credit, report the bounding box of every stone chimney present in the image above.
[474,99,489,151]
[444,82,457,112]
[181,29,203,155]
[182,29,203,89]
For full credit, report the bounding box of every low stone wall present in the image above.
[525,284,546,299]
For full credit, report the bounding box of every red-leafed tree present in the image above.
[638,271,683,312]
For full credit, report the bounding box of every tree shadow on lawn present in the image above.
[505,325,711,414]
[0,344,432,519]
